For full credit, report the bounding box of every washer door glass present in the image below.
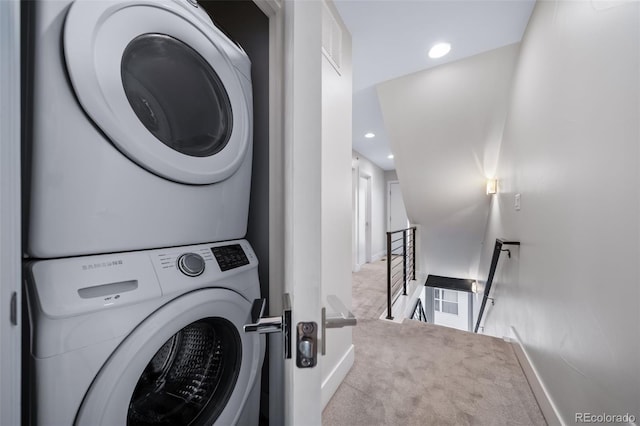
[121,34,233,158]
[127,318,241,426]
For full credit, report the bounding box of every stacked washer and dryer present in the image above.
[23,0,265,424]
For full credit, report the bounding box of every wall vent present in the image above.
[322,2,342,74]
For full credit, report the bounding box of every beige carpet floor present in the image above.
[323,264,546,426]
[351,259,389,320]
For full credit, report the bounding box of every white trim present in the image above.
[351,166,358,272]
[0,1,22,425]
[251,0,287,425]
[371,250,385,262]
[321,344,355,409]
[509,327,564,426]
[356,173,372,265]
[253,0,281,16]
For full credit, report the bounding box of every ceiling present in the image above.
[333,0,536,170]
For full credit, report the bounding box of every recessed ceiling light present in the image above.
[428,42,451,59]
[364,132,375,138]
[387,154,394,159]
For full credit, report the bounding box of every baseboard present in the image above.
[321,344,355,409]
[509,327,564,426]
[371,251,385,262]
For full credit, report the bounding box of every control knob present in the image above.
[177,253,205,277]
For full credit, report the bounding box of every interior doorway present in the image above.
[354,174,371,271]
[388,180,409,232]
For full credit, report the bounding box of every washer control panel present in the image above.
[153,241,255,283]
[177,252,206,277]
[212,244,250,271]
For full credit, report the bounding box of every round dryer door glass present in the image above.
[121,34,233,158]
[127,318,241,425]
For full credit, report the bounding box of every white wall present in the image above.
[478,1,639,422]
[352,151,386,261]
[377,44,520,280]
[384,170,398,183]
[320,0,353,408]
[0,1,21,424]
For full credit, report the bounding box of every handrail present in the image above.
[410,297,427,322]
[474,238,520,333]
[386,226,417,320]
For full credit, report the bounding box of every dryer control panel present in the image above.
[212,244,250,271]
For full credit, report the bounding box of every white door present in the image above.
[282,1,324,424]
[389,181,409,232]
[357,176,368,265]
[259,1,353,424]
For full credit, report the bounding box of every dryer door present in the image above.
[63,0,251,185]
[75,289,264,426]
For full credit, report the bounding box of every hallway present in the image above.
[322,264,546,425]
[351,259,389,320]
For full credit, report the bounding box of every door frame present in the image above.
[387,179,408,232]
[249,1,287,425]
[351,166,357,271]
[0,1,22,425]
[357,173,372,267]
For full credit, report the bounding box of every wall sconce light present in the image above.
[471,281,479,294]
[486,179,498,195]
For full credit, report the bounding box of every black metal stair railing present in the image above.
[410,297,427,322]
[474,238,520,333]
[386,226,416,320]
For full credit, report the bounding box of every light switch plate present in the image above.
[515,193,521,211]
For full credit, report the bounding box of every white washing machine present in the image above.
[25,240,265,425]
[25,0,254,258]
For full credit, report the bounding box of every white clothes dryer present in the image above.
[25,0,254,258]
[25,240,265,426]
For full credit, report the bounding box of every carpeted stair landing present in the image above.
[322,319,546,426]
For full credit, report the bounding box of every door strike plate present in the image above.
[296,321,317,368]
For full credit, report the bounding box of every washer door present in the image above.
[75,289,263,425]
[63,0,251,185]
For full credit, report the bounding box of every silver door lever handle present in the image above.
[322,295,357,355]
[244,295,292,359]
[244,298,283,333]
[324,295,357,328]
